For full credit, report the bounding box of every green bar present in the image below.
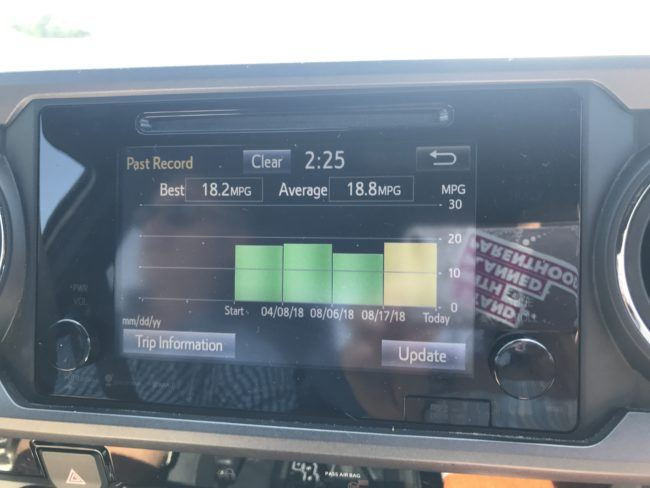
[235,269,283,302]
[283,270,332,303]
[235,245,283,302]
[333,253,383,272]
[283,243,332,270]
[333,253,383,305]
[235,245,283,270]
[283,244,332,303]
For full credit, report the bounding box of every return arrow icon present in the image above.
[429,150,458,166]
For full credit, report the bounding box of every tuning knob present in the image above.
[492,338,555,400]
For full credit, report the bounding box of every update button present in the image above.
[243,149,291,174]
[382,340,466,371]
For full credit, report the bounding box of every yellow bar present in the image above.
[384,273,437,307]
[384,243,437,273]
[384,243,437,307]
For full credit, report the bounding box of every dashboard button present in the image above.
[243,149,291,174]
[122,329,236,361]
[39,449,109,488]
[45,319,92,371]
[492,338,555,400]
[416,145,471,171]
[381,340,466,370]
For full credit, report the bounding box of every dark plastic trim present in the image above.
[0,385,644,483]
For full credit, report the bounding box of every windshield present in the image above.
[1,0,648,73]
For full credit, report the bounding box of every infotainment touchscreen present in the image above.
[37,87,581,431]
[116,136,476,372]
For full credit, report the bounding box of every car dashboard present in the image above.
[0,58,648,487]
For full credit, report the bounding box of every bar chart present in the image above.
[118,136,477,373]
[234,242,438,307]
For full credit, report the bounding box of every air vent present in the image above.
[596,146,650,378]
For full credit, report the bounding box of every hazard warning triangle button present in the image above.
[66,468,87,485]
[38,449,108,488]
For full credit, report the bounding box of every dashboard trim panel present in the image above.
[0,383,644,483]
[2,57,650,122]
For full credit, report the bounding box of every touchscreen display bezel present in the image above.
[35,86,581,433]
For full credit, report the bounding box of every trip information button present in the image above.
[382,340,466,370]
[123,329,236,361]
[416,145,471,171]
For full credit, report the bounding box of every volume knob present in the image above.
[45,319,92,371]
